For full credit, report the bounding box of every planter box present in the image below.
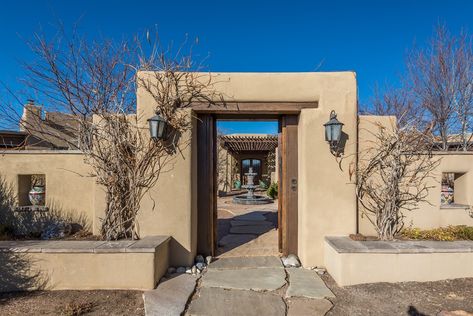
[0,236,170,292]
[324,236,473,286]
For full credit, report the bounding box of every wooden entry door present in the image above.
[278,115,299,255]
[197,114,298,257]
[197,114,217,256]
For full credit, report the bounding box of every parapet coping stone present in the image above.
[0,235,170,254]
[326,236,473,254]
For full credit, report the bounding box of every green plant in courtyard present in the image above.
[267,182,278,199]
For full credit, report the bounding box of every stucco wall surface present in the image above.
[0,151,96,232]
[358,116,473,235]
[137,72,358,267]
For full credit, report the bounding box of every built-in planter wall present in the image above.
[0,236,169,291]
[325,237,473,286]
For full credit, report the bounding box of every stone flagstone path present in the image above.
[186,256,334,316]
[143,256,335,316]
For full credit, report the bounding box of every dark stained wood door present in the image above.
[279,115,298,255]
[197,114,217,256]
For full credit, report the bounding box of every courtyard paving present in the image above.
[216,195,279,257]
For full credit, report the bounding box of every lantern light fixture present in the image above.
[147,114,168,140]
[323,110,344,153]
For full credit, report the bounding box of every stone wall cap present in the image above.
[325,236,473,254]
[0,236,170,254]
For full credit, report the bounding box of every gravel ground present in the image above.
[322,274,473,316]
[0,290,144,315]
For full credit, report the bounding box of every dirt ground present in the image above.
[0,290,144,315]
[322,274,473,316]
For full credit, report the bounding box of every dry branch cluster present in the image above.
[1,30,219,240]
[356,122,440,240]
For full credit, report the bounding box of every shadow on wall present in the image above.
[0,176,90,238]
[0,252,49,293]
[0,176,86,292]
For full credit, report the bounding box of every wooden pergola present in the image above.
[219,134,278,154]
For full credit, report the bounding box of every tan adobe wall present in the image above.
[358,116,473,235]
[137,71,359,268]
[0,151,97,233]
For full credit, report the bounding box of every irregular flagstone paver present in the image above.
[143,274,198,316]
[202,267,286,291]
[286,268,335,299]
[187,287,286,316]
[218,234,256,247]
[208,256,283,270]
[286,297,333,316]
[230,220,274,227]
[230,225,274,235]
[233,213,267,221]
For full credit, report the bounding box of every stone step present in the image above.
[187,287,286,316]
[143,274,199,316]
[285,268,335,299]
[208,256,283,270]
[202,267,286,291]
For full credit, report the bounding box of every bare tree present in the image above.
[0,29,220,240]
[407,24,473,151]
[371,84,423,129]
[356,120,439,240]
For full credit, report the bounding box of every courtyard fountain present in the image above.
[233,167,272,205]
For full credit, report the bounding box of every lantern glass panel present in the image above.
[157,120,165,138]
[332,124,342,143]
[149,120,158,139]
[325,124,332,142]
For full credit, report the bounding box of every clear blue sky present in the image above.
[1,0,472,133]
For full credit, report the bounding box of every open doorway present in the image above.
[196,112,298,258]
[215,119,279,257]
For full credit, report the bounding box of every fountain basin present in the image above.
[233,194,273,205]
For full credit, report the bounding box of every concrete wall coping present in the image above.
[0,235,170,254]
[0,150,83,155]
[326,236,473,254]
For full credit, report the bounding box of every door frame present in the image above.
[196,106,308,256]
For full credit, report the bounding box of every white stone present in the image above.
[206,256,213,265]
[314,267,326,275]
[282,254,301,268]
[191,266,198,275]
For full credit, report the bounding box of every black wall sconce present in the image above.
[323,110,344,156]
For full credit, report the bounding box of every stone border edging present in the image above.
[325,236,473,254]
[0,235,170,254]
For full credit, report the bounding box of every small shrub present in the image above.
[400,226,473,241]
[267,182,278,199]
